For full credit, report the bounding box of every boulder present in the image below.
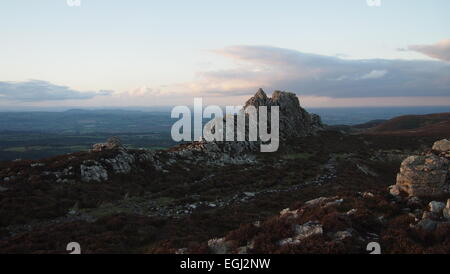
[432,139,450,153]
[429,201,446,214]
[279,208,300,218]
[395,155,449,198]
[333,230,353,241]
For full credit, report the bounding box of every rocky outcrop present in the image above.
[80,163,108,183]
[278,221,323,246]
[91,136,124,152]
[243,89,324,140]
[390,139,450,198]
[410,198,450,232]
[198,88,323,155]
[79,148,163,183]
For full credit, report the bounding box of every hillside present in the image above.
[365,113,450,136]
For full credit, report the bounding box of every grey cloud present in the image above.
[408,39,450,62]
[0,80,113,102]
[200,45,450,98]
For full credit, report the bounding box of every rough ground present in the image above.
[0,130,449,253]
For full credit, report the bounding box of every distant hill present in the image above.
[327,119,387,134]
[364,112,450,136]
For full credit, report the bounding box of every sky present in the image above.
[0,0,449,108]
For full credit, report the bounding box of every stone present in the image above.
[333,230,352,241]
[443,208,450,220]
[388,185,401,196]
[304,197,339,208]
[429,201,446,214]
[432,139,450,153]
[279,208,300,218]
[417,219,438,232]
[278,221,323,246]
[207,238,231,254]
[324,199,344,208]
[175,248,188,254]
[395,155,449,198]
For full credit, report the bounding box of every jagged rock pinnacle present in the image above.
[244,88,269,109]
[255,88,267,99]
[243,89,324,140]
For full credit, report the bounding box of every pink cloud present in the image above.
[409,39,450,62]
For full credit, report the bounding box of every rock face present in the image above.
[391,139,450,198]
[242,89,324,140]
[80,163,108,183]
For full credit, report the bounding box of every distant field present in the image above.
[0,132,176,161]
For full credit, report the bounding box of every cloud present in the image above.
[408,39,450,62]
[360,70,388,80]
[127,86,161,97]
[173,45,450,98]
[121,85,189,98]
[0,80,113,102]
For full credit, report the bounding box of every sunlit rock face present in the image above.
[393,139,450,198]
[433,139,450,157]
